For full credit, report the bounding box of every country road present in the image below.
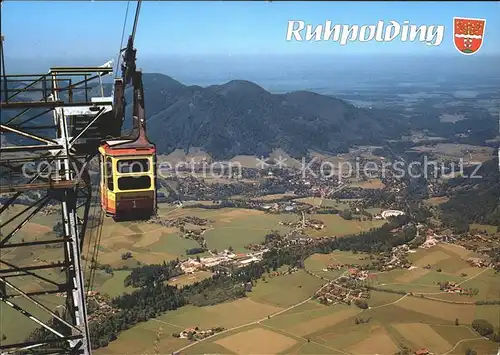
[457,267,492,286]
[172,271,346,354]
[441,336,488,355]
[171,259,495,354]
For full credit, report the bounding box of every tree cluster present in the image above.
[186,247,206,255]
[471,319,500,343]
[441,158,500,231]
[354,299,369,309]
[123,260,183,288]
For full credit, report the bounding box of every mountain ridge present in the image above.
[139,73,410,159]
[3,73,496,160]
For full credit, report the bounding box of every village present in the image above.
[77,157,499,355]
[157,157,412,208]
[85,291,121,323]
[313,269,373,306]
[172,326,225,341]
[417,228,499,271]
[436,280,480,296]
[145,199,497,302]
[147,215,211,228]
[178,249,268,274]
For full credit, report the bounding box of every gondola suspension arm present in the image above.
[120,0,142,85]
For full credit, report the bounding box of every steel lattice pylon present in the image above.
[0,66,117,355]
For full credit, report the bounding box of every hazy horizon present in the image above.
[5,54,499,94]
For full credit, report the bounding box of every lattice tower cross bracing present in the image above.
[0,63,118,354]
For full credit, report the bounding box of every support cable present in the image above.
[0,0,8,102]
[83,182,101,287]
[1,38,7,103]
[87,208,104,294]
[115,1,131,78]
[85,0,142,295]
[130,0,142,45]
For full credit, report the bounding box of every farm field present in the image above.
[348,178,385,189]
[89,203,387,256]
[162,246,499,355]
[179,296,497,355]
[294,197,324,207]
[250,193,296,201]
[307,213,385,237]
[411,143,495,163]
[156,298,283,331]
[4,201,499,355]
[304,251,373,280]
[81,205,295,271]
[93,266,328,354]
[469,223,499,234]
[0,201,388,348]
[229,150,303,169]
[98,270,137,298]
[93,312,189,355]
[295,197,354,210]
[158,148,210,165]
[424,196,450,206]
[181,200,218,207]
[248,270,325,308]
[158,206,296,252]
[167,270,213,287]
[200,210,295,252]
[215,327,298,354]
[366,207,384,215]
[372,245,499,304]
[95,298,283,355]
[91,242,500,355]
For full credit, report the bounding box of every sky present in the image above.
[2,1,500,60]
[2,1,500,85]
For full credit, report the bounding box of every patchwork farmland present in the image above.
[93,243,499,355]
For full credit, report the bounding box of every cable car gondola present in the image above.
[98,70,156,220]
[99,6,156,221]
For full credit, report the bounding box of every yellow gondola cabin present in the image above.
[99,71,157,220]
[99,142,156,220]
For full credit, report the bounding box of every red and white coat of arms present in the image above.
[453,17,486,55]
